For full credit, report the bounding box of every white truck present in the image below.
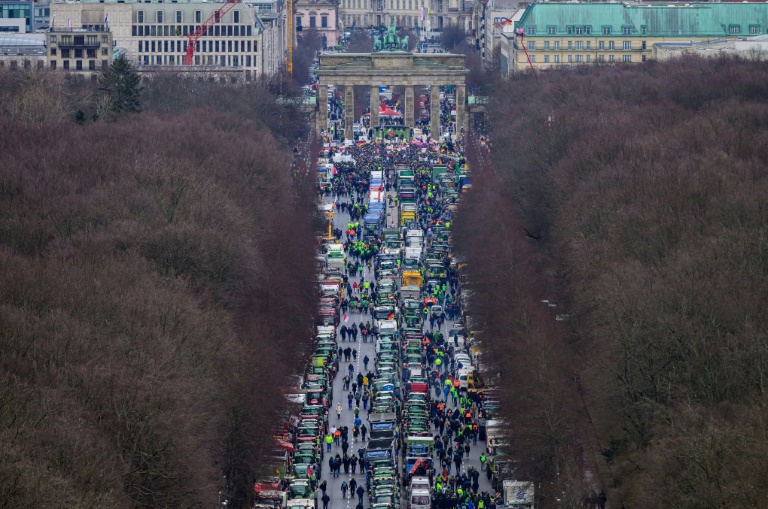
[325,244,345,271]
[502,480,534,509]
[406,230,424,249]
[404,246,422,261]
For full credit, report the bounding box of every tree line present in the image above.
[455,56,768,508]
[0,66,319,508]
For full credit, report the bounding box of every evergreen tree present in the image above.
[99,55,143,113]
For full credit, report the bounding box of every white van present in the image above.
[378,319,397,336]
[409,476,431,495]
[458,367,473,389]
[409,489,431,509]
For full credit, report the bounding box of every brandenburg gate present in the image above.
[316,27,469,140]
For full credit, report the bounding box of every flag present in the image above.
[387,312,395,320]
[67,18,72,28]
[104,14,109,27]
[357,141,366,147]
[344,314,349,323]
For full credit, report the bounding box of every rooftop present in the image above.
[515,2,768,37]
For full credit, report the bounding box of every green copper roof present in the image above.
[515,2,768,37]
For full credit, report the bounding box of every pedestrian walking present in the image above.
[322,493,330,509]
[356,486,365,504]
[336,403,342,420]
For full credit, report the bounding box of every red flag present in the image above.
[344,314,349,323]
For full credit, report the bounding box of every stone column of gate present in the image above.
[456,83,466,135]
[370,85,379,131]
[344,86,355,141]
[317,84,328,136]
[430,84,441,140]
[404,86,415,128]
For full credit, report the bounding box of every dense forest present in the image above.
[455,56,768,508]
[0,68,319,508]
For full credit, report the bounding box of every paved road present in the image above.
[320,182,494,509]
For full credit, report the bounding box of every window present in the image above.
[526,26,535,35]
[544,55,550,62]
[138,10,144,23]
[586,55,591,62]
[750,25,760,34]
[575,26,583,35]
[598,55,604,62]
[63,60,69,69]
[575,41,583,50]
[50,35,56,43]
[321,15,328,27]
[602,26,611,35]
[101,35,107,43]
[609,54,615,62]
[176,10,182,22]
[89,60,96,70]
[642,55,646,62]
[544,41,550,50]
[529,55,535,63]
[554,41,560,50]
[729,25,740,34]
[234,10,239,22]
[567,26,573,35]
[296,16,302,26]
[567,55,572,63]
[195,10,201,23]
[585,25,591,34]
[309,15,316,27]
[622,26,631,35]
[527,41,535,50]
[156,10,163,23]
[102,47,108,55]
[576,55,583,62]
[547,26,555,35]
[641,41,646,50]
[61,49,70,58]
[641,25,647,34]
[623,41,631,50]
[554,54,560,63]
[586,41,591,49]
[623,55,631,62]
[50,48,56,55]
[598,41,604,50]
[76,60,82,70]
[50,60,57,69]
[609,41,615,50]
[567,40,572,49]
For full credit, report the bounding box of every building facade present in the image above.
[50,0,285,77]
[296,0,339,48]
[338,0,467,32]
[503,2,768,74]
[46,28,113,76]
[470,0,519,62]
[0,1,34,33]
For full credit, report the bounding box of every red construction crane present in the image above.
[185,0,240,65]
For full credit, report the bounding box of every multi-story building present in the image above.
[338,0,468,32]
[470,0,519,62]
[0,33,45,68]
[295,0,339,48]
[502,2,768,75]
[46,28,113,76]
[0,0,34,33]
[50,0,285,78]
